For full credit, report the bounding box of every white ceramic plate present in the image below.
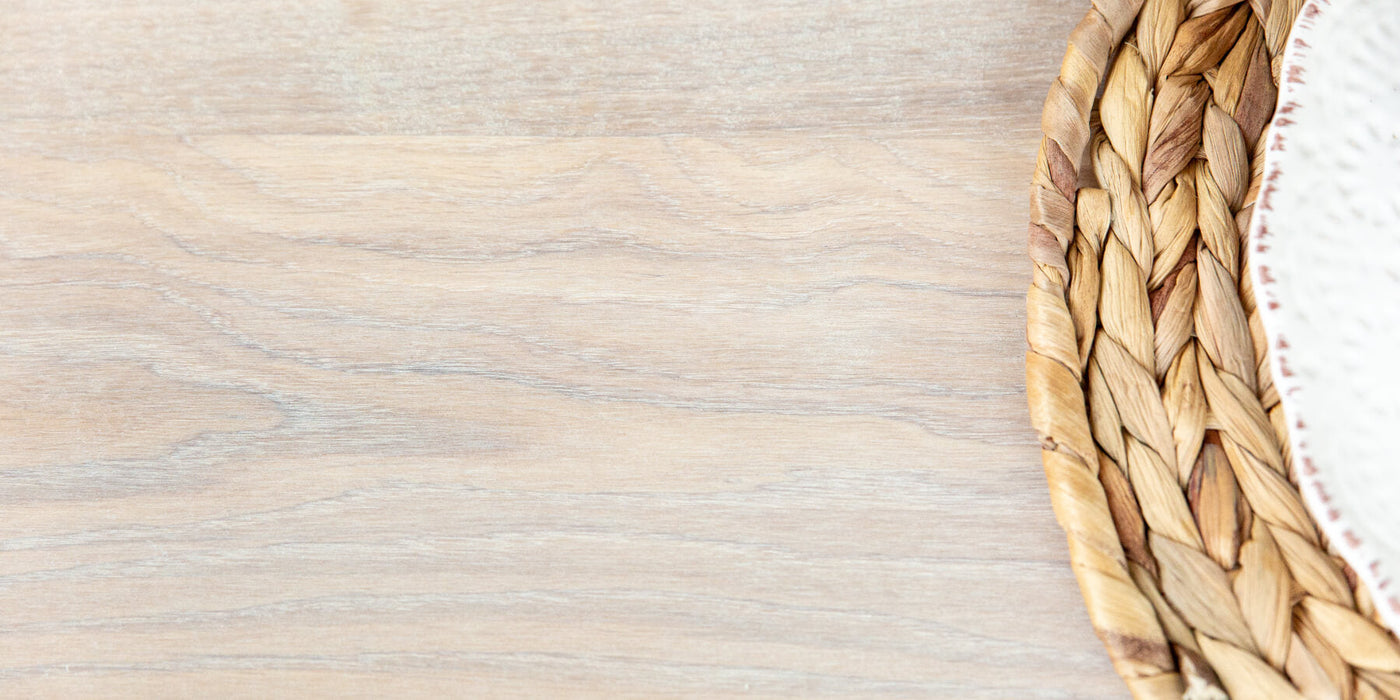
[1250,0,1400,633]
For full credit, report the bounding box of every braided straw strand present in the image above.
[1027,1,1400,698]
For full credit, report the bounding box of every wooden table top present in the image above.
[1,2,1128,697]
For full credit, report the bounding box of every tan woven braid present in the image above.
[1026,1,1400,698]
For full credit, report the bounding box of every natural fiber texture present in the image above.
[1026,1,1400,698]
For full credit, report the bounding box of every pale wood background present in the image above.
[0,1,1130,697]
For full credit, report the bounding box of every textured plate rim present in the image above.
[1248,0,1400,633]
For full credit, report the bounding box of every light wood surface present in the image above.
[0,2,1129,697]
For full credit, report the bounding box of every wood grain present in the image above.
[0,2,1128,697]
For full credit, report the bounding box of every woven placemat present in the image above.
[1025,1,1400,698]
